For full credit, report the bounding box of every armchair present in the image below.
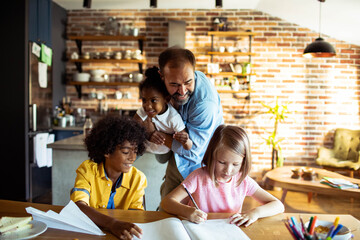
[316,128,360,178]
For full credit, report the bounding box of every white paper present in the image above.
[134,217,250,240]
[134,217,190,240]
[32,42,41,57]
[46,134,55,167]
[34,133,49,168]
[26,200,105,236]
[38,62,48,88]
[182,219,250,240]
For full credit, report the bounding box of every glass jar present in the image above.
[83,117,93,138]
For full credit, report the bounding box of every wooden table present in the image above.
[1,199,359,239]
[263,166,360,203]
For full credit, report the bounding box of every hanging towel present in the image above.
[34,133,49,168]
[46,134,55,167]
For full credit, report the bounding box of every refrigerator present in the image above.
[27,41,53,202]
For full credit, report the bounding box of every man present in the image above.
[151,47,223,199]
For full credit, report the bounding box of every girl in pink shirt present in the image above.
[161,125,284,227]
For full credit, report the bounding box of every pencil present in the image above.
[284,222,298,240]
[309,216,317,235]
[333,217,340,229]
[307,216,313,233]
[183,184,200,210]
[326,225,335,239]
[331,224,343,238]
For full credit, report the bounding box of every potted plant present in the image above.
[261,97,291,169]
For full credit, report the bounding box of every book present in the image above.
[133,217,250,240]
[320,177,359,189]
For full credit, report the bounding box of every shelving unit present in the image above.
[67,81,140,86]
[215,89,255,94]
[67,35,146,98]
[68,81,140,98]
[207,31,258,97]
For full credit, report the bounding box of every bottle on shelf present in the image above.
[83,116,93,138]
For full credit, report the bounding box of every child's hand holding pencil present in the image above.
[183,184,207,224]
[188,208,207,224]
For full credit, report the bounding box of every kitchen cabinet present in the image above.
[67,35,146,98]
[207,31,257,98]
[29,0,52,47]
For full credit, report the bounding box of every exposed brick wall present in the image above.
[65,9,360,179]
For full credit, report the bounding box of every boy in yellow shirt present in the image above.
[71,115,147,239]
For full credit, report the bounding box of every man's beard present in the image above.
[172,91,192,106]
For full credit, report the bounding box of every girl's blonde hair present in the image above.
[201,125,252,187]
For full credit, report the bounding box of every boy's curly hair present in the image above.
[84,115,147,164]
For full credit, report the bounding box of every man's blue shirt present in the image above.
[171,71,224,179]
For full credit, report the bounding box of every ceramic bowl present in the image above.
[305,220,352,240]
[73,72,90,82]
[90,69,106,76]
[133,73,144,82]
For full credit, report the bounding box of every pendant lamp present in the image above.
[303,0,336,58]
[83,0,91,8]
[150,0,157,8]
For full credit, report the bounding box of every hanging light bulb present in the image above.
[150,0,157,8]
[303,0,336,58]
[83,0,91,8]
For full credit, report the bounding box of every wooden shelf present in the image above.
[68,34,146,98]
[206,72,255,77]
[69,59,147,64]
[208,31,258,37]
[207,52,256,56]
[68,35,146,41]
[216,89,253,93]
[67,81,140,87]
[207,31,256,100]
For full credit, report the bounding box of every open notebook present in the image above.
[134,217,250,240]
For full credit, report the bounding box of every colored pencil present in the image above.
[333,217,340,229]
[284,221,298,240]
[290,223,302,240]
[299,216,308,234]
[331,224,343,238]
[307,216,314,233]
[290,216,303,238]
[309,216,317,235]
[326,225,335,239]
[183,184,199,210]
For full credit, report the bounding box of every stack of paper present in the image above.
[320,177,359,189]
[25,200,105,236]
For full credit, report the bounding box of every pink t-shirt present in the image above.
[182,167,259,213]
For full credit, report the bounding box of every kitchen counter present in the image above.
[47,133,85,150]
[47,135,88,205]
[52,126,83,131]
